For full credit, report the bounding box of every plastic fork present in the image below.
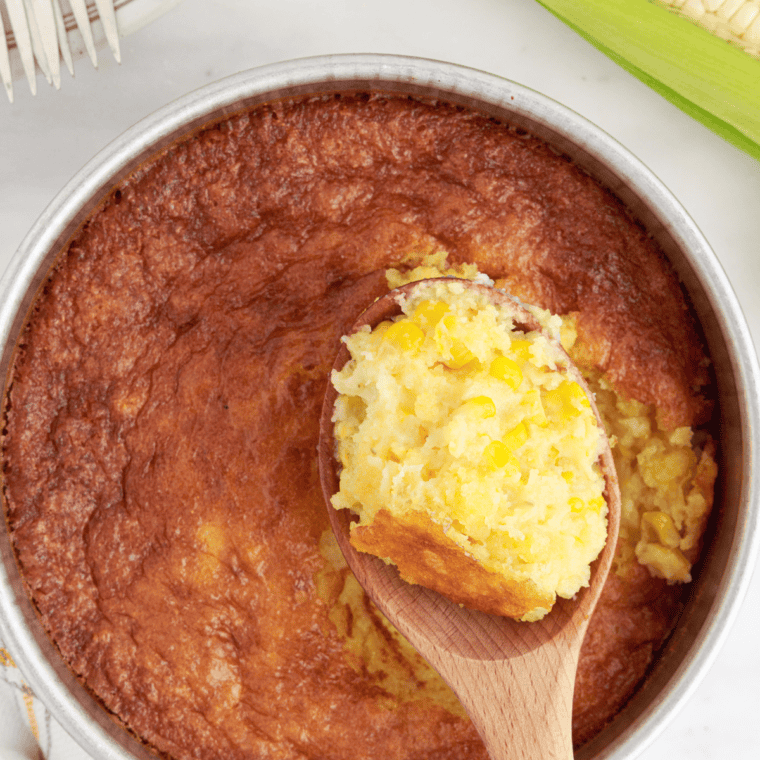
[0,0,121,103]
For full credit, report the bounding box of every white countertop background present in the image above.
[1,1,758,758]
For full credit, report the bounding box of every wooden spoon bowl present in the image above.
[318,278,621,760]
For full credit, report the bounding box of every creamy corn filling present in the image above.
[316,252,716,710]
[386,252,716,584]
[315,529,468,716]
[330,279,608,620]
[583,374,717,583]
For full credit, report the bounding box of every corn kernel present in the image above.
[445,341,476,369]
[589,496,606,513]
[731,4,759,35]
[371,321,392,340]
[502,422,528,451]
[412,299,449,331]
[559,319,577,352]
[544,380,591,420]
[543,387,566,420]
[521,388,548,427]
[384,319,425,352]
[456,358,482,375]
[436,315,475,369]
[636,543,692,583]
[465,395,496,418]
[563,381,591,408]
[499,533,536,562]
[569,497,584,512]
[509,339,532,361]
[483,440,520,475]
[489,355,523,389]
[483,439,509,467]
[717,0,747,22]
[561,470,574,483]
[641,511,681,548]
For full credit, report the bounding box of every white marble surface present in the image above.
[1,1,758,758]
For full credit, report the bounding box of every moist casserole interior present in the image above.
[2,93,716,760]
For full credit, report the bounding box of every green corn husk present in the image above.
[536,0,760,161]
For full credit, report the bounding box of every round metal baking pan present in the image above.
[1,54,759,760]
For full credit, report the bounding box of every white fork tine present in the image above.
[22,0,52,85]
[30,0,60,88]
[68,0,97,67]
[5,0,36,94]
[0,11,14,102]
[50,0,74,76]
[4,0,122,99]
[93,0,120,64]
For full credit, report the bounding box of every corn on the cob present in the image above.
[657,0,760,58]
[537,0,760,161]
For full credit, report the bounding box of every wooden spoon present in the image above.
[318,278,621,760]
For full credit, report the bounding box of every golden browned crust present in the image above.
[2,93,711,758]
[351,509,554,620]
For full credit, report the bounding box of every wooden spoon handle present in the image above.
[425,645,576,760]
